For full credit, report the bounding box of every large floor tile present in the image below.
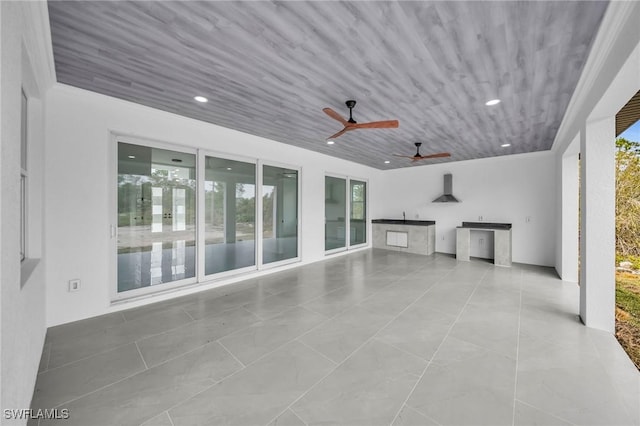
[513,400,572,426]
[45,312,126,343]
[41,342,242,426]
[242,285,333,320]
[292,339,426,426]
[48,307,193,369]
[31,343,145,409]
[169,341,335,425]
[302,285,377,317]
[375,304,457,361]
[141,411,175,426]
[136,306,260,367]
[267,409,306,426]
[357,279,431,316]
[298,306,394,363]
[516,355,634,425]
[407,336,516,426]
[183,286,272,320]
[448,302,520,359]
[392,405,439,426]
[219,306,327,365]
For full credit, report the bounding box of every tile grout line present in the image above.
[217,339,247,368]
[182,308,195,321]
[265,265,460,426]
[135,341,149,370]
[166,410,176,426]
[511,269,524,426]
[514,398,577,426]
[287,406,309,426]
[389,265,490,425]
[511,271,524,426]
[295,339,339,366]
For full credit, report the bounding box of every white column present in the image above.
[579,117,616,332]
[561,152,579,282]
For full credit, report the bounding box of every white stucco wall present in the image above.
[1,1,52,422]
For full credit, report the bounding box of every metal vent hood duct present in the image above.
[432,173,460,203]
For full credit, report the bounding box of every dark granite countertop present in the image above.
[459,221,512,230]
[372,219,436,226]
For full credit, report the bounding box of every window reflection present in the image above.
[205,157,256,275]
[263,166,298,264]
[117,143,196,293]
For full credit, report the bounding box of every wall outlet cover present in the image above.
[68,279,81,292]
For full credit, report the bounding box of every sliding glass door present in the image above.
[117,143,196,293]
[204,156,256,275]
[115,138,302,298]
[325,175,367,253]
[350,179,367,246]
[263,165,298,264]
[325,176,347,251]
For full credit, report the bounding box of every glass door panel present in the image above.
[204,157,256,275]
[263,166,298,264]
[325,176,347,251]
[117,142,196,293]
[350,180,367,245]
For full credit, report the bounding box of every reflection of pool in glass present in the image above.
[117,236,299,292]
[117,239,196,293]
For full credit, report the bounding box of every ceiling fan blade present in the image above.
[353,120,399,129]
[416,152,451,160]
[328,127,349,140]
[392,154,415,158]
[323,108,348,125]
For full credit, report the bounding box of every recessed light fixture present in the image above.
[128,155,136,159]
[501,143,511,147]
[194,96,208,103]
[327,140,335,145]
[226,167,232,171]
[384,160,390,164]
[485,99,501,106]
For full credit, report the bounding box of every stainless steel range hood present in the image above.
[432,173,460,203]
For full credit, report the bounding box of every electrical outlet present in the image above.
[478,215,483,221]
[68,279,81,292]
[526,216,531,223]
[479,238,484,246]
[415,213,419,219]
[442,236,445,240]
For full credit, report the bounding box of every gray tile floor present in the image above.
[31,250,640,426]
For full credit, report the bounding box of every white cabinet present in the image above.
[386,231,409,248]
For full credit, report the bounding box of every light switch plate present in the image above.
[68,279,81,292]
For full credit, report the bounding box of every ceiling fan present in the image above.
[323,100,399,140]
[394,142,451,162]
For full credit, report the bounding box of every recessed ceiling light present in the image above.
[327,140,335,145]
[128,155,136,159]
[501,143,511,147]
[384,160,390,164]
[485,99,501,106]
[194,96,208,103]
[226,167,232,171]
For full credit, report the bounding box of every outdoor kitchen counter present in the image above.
[372,219,436,256]
[456,222,512,266]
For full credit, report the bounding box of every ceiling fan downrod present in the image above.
[345,99,357,124]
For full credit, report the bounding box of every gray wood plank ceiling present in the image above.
[48,1,609,169]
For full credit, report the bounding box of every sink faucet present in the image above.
[403,211,406,222]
